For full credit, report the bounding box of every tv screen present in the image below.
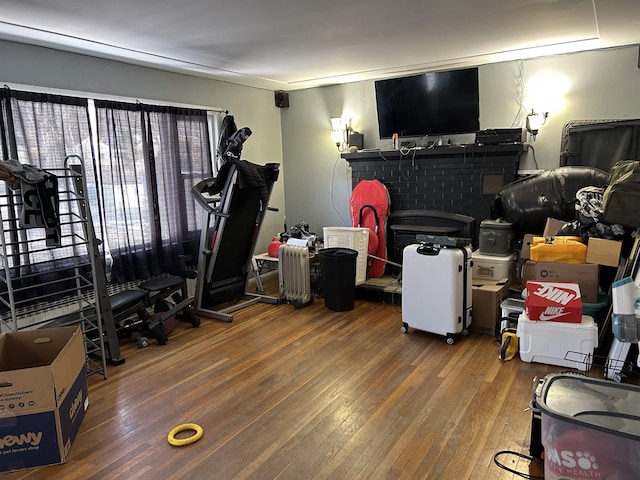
[375,68,480,139]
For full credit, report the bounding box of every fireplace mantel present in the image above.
[342,143,526,164]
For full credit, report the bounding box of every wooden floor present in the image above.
[4,275,578,480]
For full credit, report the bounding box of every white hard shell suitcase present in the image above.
[401,242,473,343]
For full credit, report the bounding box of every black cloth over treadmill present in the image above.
[209,159,279,204]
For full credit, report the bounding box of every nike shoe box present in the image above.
[525,280,582,323]
[517,312,598,371]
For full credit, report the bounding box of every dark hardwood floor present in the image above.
[4,274,580,479]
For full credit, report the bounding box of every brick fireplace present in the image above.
[343,143,525,263]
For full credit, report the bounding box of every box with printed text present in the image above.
[533,262,599,303]
[525,280,583,323]
[0,326,88,473]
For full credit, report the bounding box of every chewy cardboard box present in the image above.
[472,278,510,337]
[0,326,88,473]
[533,261,599,303]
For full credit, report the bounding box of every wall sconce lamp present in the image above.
[526,109,548,141]
[330,117,349,150]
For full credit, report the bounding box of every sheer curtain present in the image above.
[1,88,224,286]
[0,89,93,169]
[94,100,217,282]
[0,89,94,265]
[0,89,95,302]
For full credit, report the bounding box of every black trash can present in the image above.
[318,247,358,312]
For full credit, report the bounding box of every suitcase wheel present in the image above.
[400,322,409,334]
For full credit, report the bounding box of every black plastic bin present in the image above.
[318,247,358,312]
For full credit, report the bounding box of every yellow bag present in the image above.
[499,328,518,361]
[529,236,586,264]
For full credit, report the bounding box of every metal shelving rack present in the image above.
[0,155,118,379]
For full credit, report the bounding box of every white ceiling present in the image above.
[1,0,639,91]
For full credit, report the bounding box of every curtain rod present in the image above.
[2,82,228,113]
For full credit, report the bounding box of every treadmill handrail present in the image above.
[192,178,222,213]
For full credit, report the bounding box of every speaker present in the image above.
[274,90,289,108]
[348,132,364,150]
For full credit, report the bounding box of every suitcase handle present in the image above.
[417,244,440,256]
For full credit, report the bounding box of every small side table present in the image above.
[251,252,279,294]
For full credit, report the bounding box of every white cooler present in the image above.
[517,313,598,371]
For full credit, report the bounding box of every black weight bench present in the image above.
[109,274,199,347]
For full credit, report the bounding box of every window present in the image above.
[1,87,223,284]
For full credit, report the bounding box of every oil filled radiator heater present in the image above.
[278,244,313,308]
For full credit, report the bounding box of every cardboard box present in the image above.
[472,278,510,336]
[543,218,567,238]
[525,280,583,323]
[586,237,622,267]
[0,326,88,473]
[534,261,599,303]
[508,257,534,294]
[520,234,536,260]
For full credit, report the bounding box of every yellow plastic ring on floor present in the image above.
[167,423,203,446]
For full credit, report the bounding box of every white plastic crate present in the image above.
[472,250,516,281]
[323,227,369,285]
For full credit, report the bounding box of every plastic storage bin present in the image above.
[499,297,525,339]
[323,227,368,285]
[318,247,358,311]
[517,313,598,371]
[479,218,513,255]
[537,373,640,480]
[471,250,516,281]
[501,297,525,321]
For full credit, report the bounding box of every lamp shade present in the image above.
[332,129,345,144]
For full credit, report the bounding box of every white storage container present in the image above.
[472,250,516,281]
[501,297,525,321]
[323,227,369,285]
[499,297,525,336]
[517,313,598,371]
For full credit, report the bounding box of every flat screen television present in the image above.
[375,67,480,139]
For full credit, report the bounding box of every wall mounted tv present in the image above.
[375,67,479,139]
